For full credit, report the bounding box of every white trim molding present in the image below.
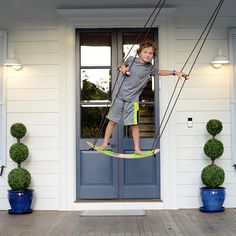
[58,8,177,210]
[229,28,236,168]
[0,30,7,169]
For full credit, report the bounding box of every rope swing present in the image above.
[93,0,167,147]
[91,0,225,156]
[151,0,225,150]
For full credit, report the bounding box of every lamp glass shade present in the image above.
[211,55,229,64]
[211,48,229,65]
[4,58,21,66]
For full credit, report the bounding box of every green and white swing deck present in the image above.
[87,141,160,159]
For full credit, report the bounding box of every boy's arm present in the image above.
[158,69,188,79]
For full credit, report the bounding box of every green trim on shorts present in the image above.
[133,102,139,125]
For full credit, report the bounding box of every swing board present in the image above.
[87,141,160,159]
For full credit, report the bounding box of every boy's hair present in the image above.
[137,40,157,57]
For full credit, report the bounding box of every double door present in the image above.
[76,28,160,199]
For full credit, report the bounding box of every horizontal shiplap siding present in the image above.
[1,0,236,211]
[175,1,236,208]
[0,22,60,210]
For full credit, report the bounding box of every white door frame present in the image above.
[0,30,7,169]
[58,7,177,210]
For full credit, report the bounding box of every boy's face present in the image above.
[139,46,154,63]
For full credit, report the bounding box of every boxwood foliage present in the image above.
[206,119,223,137]
[201,119,225,189]
[9,143,29,164]
[10,123,27,139]
[8,168,31,191]
[8,123,31,191]
[201,164,225,189]
[204,139,224,161]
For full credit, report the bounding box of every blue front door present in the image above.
[76,29,160,199]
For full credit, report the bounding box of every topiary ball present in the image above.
[8,168,31,191]
[204,139,224,161]
[10,123,27,139]
[9,143,29,164]
[201,164,225,188]
[206,119,223,136]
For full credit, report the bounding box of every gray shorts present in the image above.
[107,97,139,125]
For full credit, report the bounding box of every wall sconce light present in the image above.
[211,48,229,69]
[4,48,23,71]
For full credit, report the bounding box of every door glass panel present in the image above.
[123,32,156,138]
[139,76,155,102]
[80,32,111,66]
[81,46,111,66]
[81,106,108,138]
[124,104,155,138]
[78,30,157,139]
[79,31,111,138]
[81,69,111,101]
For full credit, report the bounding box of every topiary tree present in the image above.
[201,119,225,188]
[8,123,31,191]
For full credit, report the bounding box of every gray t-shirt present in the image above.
[117,56,158,102]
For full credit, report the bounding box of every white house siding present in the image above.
[175,1,236,208]
[1,0,236,210]
[0,21,60,210]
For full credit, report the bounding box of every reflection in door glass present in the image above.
[124,104,155,138]
[81,69,111,101]
[80,32,111,66]
[79,32,112,138]
[81,106,108,138]
[139,76,155,102]
[81,46,111,67]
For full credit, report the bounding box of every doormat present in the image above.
[79,210,146,216]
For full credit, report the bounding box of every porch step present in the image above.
[79,210,146,216]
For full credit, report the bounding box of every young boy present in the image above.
[99,40,188,155]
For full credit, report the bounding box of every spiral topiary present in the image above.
[8,123,31,191]
[201,119,225,188]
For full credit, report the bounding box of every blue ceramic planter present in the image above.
[8,189,33,214]
[200,187,225,213]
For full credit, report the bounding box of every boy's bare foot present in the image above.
[135,149,145,155]
[97,144,108,151]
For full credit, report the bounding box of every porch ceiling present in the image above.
[0,0,234,28]
[0,0,231,9]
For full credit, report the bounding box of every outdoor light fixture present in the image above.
[4,48,23,71]
[211,48,229,69]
